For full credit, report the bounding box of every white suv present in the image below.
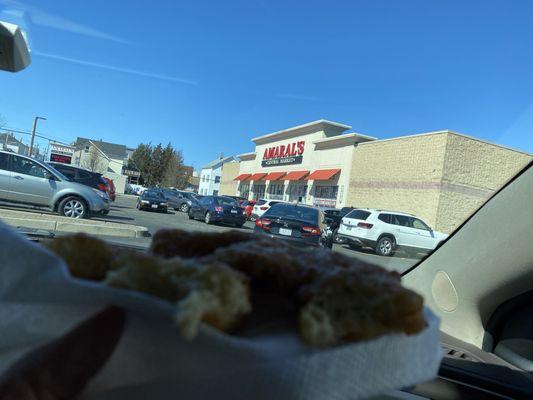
[337,209,448,256]
[250,199,284,221]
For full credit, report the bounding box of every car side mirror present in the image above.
[0,21,31,72]
[43,171,53,180]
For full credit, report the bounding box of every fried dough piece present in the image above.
[44,233,114,280]
[211,239,425,346]
[298,267,425,346]
[105,253,251,339]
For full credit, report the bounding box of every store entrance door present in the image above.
[287,184,307,203]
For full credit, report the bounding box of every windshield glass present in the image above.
[143,190,164,199]
[264,204,318,223]
[215,197,237,206]
[4,3,533,396]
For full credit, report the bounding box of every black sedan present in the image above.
[137,189,168,212]
[188,195,246,227]
[254,203,331,248]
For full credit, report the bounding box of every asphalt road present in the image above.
[93,195,422,273]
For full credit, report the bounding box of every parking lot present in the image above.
[87,195,420,273]
[0,194,422,273]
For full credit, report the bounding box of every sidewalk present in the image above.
[0,208,149,238]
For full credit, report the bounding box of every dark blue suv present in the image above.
[188,195,246,227]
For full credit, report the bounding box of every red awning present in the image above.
[306,169,341,181]
[249,173,267,181]
[233,173,251,181]
[262,172,286,181]
[284,170,310,181]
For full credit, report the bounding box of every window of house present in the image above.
[214,176,220,183]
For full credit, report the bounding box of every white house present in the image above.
[72,137,131,193]
[198,155,237,195]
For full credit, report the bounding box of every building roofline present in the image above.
[251,119,351,144]
[358,129,531,156]
[237,152,256,160]
[313,132,377,147]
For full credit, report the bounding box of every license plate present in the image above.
[279,228,292,236]
[231,209,237,214]
[151,204,158,209]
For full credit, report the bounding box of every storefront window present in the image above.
[239,182,250,199]
[313,185,338,207]
[287,184,307,203]
[267,183,284,200]
[253,184,266,200]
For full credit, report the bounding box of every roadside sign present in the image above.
[50,143,75,164]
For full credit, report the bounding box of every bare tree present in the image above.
[81,146,106,173]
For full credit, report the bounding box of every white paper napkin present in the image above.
[0,222,442,399]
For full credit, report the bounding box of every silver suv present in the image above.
[0,150,110,218]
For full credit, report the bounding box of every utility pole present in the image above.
[29,116,46,157]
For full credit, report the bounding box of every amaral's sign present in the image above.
[50,143,75,164]
[261,141,305,167]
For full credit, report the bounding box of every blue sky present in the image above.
[1,0,533,168]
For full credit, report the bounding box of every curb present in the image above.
[0,210,149,238]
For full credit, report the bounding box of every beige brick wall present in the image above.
[346,132,531,234]
[347,134,448,228]
[434,133,532,232]
[219,161,240,196]
[435,190,487,233]
[442,133,531,191]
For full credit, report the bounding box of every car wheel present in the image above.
[205,212,213,224]
[188,210,195,219]
[180,203,190,213]
[332,228,345,244]
[376,236,395,257]
[58,196,88,219]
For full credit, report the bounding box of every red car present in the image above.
[241,200,256,220]
[102,177,116,201]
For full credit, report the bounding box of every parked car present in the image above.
[337,208,448,256]
[188,195,246,227]
[156,188,182,210]
[323,206,355,244]
[254,203,331,248]
[136,189,168,212]
[241,200,256,220]
[250,199,284,221]
[0,150,110,218]
[174,190,199,213]
[48,162,113,201]
[102,177,116,201]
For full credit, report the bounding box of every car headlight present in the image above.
[141,200,150,204]
[160,202,167,206]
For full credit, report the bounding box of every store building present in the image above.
[233,120,375,207]
[223,120,531,233]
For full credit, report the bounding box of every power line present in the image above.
[0,127,71,145]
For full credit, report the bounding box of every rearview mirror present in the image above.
[0,21,31,72]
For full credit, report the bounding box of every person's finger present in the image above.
[0,305,126,400]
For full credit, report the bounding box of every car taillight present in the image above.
[214,206,223,212]
[357,222,374,229]
[260,206,268,210]
[97,183,107,191]
[302,226,321,236]
[255,218,271,231]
